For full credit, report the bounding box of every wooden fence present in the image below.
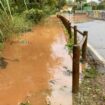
[57,15,88,93]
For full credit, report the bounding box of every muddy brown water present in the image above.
[0,16,73,105]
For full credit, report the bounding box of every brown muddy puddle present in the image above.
[0,16,73,105]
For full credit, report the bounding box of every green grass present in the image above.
[0,12,32,50]
[13,14,32,33]
[63,28,74,53]
[66,37,74,53]
[83,67,98,78]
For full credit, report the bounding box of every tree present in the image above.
[56,0,66,10]
[97,0,105,9]
[75,0,87,10]
[88,1,98,10]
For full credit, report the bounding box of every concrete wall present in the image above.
[88,10,105,20]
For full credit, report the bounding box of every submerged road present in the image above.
[76,20,105,62]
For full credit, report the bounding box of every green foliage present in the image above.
[66,37,74,53]
[0,12,14,40]
[23,9,44,23]
[0,0,67,50]
[83,67,98,78]
[0,11,32,44]
[56,0,66,10]
[97,4,105,10]
[76,0,86,3]
[96,0,105,10]
[13,14,32,33]
[83,3,90,7]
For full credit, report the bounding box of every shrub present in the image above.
[12,14,32,33]
[0,12,14,41]
[0,11,32,44]
[66,37,74,53]
[43,5,57,15]
[84,67,98,78]
[23,9,44,23]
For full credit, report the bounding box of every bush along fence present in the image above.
[57,15,88,93]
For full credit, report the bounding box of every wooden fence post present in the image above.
[72,45,80,93]
[74,26,77,44]
[68,22,72,39]
[82,31,88,62]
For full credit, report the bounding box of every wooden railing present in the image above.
[57,15,88,93]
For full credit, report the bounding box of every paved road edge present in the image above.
[87,43,105,72]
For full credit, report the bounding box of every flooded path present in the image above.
[0,16,72,105]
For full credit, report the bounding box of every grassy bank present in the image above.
[73,67,105,105]
[0,0,67,50]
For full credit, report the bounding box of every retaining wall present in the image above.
[88,10,105,20]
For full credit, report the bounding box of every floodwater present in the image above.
[0,16,73,105]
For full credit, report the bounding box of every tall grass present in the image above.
[24,0,28,10]
[0,11,32,43]
[5,0,13,20]
[0,0,7,14]
[0,0,65,51]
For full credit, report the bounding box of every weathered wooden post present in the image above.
[68,22,72,39]
[74,26,77,44]
[82,31,88,62]
[72,45,80,93]
[65,20,72,39]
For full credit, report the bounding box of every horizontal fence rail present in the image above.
[57,14,88,93]
[77,29,84,35]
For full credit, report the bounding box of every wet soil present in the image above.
[0,16,72,105]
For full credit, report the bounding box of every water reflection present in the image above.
[0,16,89,105]
[47,32,73,105]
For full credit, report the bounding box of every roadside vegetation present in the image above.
[63,28,74,53]
[66,36,74,53]
[64,22,105,105]
[0,0,66,50]
[73,66,105,105]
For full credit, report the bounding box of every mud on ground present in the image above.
[0,16,72,105]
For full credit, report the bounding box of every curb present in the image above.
[87,43,105,72]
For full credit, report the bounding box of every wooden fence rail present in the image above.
[57,15,88,93]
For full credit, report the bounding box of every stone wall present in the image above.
[88,10,105,20]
